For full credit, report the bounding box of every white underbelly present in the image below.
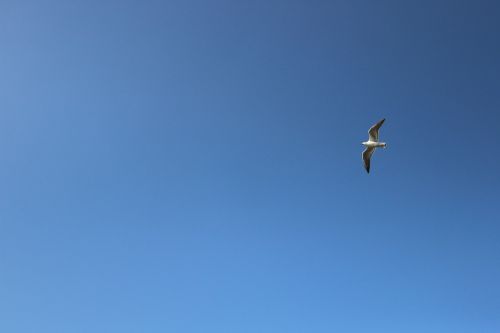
[365,141,386,148]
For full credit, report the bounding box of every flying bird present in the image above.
[362,119,387,173]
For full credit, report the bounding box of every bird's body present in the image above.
[362,141,386,148]
[362,119,387,173]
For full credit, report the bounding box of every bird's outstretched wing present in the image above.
[368,118,385,142]
[362,147,375,173]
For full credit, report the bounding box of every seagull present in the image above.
[362,119,387,173]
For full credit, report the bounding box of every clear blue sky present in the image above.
[1,0,499,332]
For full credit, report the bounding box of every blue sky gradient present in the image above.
[1,1,499,332]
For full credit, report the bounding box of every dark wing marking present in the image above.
[362,147,375,173]
[368,118,385,142]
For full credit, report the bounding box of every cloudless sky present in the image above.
[1,0,499,332]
